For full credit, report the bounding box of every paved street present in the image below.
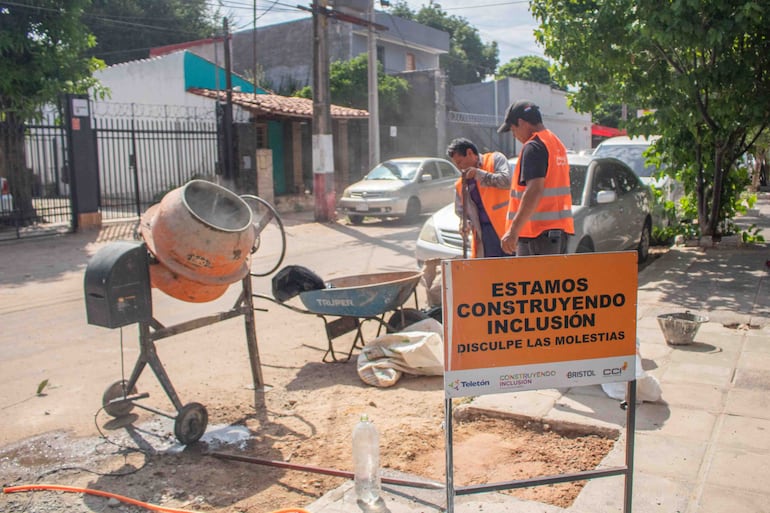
[0,212,425,447]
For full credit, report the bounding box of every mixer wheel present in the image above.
[102,380,138,417]
[174,402,208,445]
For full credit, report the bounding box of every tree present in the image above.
[531,0,770,239]
[496,55,553,86]
[294,54,410,119]
[388,1,498,85]
[82,0,220,65]
[0,0,105,221]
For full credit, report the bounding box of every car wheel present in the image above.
[576,239,594,253]
[348,214,364,225]
[404,198,420,223]
[638,219,651,263]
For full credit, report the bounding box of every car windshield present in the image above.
[365,161,420,181]
[570,165,587,206]
[593,145,656,178]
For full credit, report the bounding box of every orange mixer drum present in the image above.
[139,180,256,302]
[147,261,229,303]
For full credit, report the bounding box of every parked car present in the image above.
[415,154,653,265]
[593,136,684,223]
[0,177,13,218]
[338,157,461,224]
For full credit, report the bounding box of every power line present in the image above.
[4,0,214,37]
[441,0,530,10]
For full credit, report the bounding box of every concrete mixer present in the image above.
[84,180,286,444]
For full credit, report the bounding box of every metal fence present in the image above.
[25,119,72,222]
[0,106,72,241]
[0,101,223,240]
[92,102,219,221]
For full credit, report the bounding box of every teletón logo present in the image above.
[446,378,490,391]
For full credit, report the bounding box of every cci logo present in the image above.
[603,361,629,376]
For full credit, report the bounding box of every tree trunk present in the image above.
[750,152,761,192]
[706,145,727,239]
[695,141,708,236]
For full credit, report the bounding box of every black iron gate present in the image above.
[92,102,219,221]
[0,105,72,241]
[1,102,221,241]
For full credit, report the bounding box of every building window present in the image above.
[377,45,385,68]
[256,123,268,149]
[405,52,416,71]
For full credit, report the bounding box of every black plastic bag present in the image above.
[271,265,326,302]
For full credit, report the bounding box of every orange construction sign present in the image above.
[442,252,638,398]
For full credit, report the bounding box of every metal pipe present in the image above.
[209,451,445,490]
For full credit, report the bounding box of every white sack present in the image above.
[357,318,444,388]
[601,338,662,403]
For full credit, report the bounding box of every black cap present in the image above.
[497,100,542,133]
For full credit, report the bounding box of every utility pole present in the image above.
[312,0,335,222]
[220,17,236,192]
[367,0,380,168]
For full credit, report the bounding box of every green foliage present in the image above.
[0,0,106,117]
[387,1,498,85]
[496,56,555,87]
[739,224,765,244]
[591,103,645,130]
[389,1,414,19]
[82,0,220,65]
[293,54,409,116]
[531,0,770,238]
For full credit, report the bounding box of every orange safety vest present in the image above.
[455,153,510,257]
[506,130,574,238]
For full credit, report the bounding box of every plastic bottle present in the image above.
[352,413,381,505]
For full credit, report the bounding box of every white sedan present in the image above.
[416,154,653,265]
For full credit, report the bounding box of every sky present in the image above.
[215,0,544,66]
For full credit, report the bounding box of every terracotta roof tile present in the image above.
[188,88,369,120]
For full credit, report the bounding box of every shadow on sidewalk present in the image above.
[638,243,770,326]
[0,220,140,287]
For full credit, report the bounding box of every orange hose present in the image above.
[3,484,310,513]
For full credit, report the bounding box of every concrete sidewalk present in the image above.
[308,194,770,513]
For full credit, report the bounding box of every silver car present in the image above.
[416,154,653,264]
[338,157,461,224]
[593,135,684,225]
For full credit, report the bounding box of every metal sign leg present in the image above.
[445,397,455,513]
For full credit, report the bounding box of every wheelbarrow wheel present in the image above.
[174,402,208,445]
[386,308,430,333]
[102,380,137,418]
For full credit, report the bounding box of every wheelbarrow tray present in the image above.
[298,271,422,318]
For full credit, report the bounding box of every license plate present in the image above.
[355,204,369,212]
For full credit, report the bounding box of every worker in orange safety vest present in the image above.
[497,101,574,256]
[447,138,512,258]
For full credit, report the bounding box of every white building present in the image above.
[449,77,592,157]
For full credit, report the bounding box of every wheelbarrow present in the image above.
[254,270,426,362]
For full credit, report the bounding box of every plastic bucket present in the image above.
[657,312,708,345]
